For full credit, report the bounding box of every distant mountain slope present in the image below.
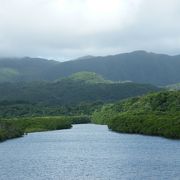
[0,72,159,105]
[42,51,180,85]
[0,51,180,85]
[0,57,58,82]
[166,83,180,90]
[62,71,113,84]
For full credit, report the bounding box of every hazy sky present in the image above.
[0,0,180,60]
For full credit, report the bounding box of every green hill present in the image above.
[64,72,113,84]
[92,91,180,139]
[0,72,159,106]
[0,72,159,118]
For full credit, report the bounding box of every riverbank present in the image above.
[0,115,90,142]
[1,91,180,141]
[108,112,180,139]
[92,91,180,139]
[0,120,24,141]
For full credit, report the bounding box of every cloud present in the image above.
[0,0,179,60]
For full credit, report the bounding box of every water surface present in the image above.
[0,124,180,180]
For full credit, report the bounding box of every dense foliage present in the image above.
[108,112,180,139]
[0,115,90,142]
[92,91,180,139]
[14,116,72,133]
[0,120,24,141]
[63,72,113,84]
[0,101,103,118]
[0,72,159,105]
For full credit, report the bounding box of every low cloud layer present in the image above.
[0,0,180,60]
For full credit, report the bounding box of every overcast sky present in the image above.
[0,0,180,60]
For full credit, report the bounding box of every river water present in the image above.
[0,124,180,180]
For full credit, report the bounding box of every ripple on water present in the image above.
[0,124,180,180]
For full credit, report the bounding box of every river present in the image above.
[0,124,180,180]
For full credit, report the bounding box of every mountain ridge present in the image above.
[0,50,180,85]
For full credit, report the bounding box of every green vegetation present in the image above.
[92,91,180,139]
[0,101,103,118]
[1,52,179,142]
[0,120,24,141]
[0,72,159,142]
[70,115,91,124]
[0,72,159,105]
[0,115,90,142]
[1,90,180,141]
[65,71,113,84]
[14,116,72,133]
[108,112,180,139]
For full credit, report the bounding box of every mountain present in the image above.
[0,57,58,82]
[43,51,180,86]
[0,51,180,85]
[0,72,159,105]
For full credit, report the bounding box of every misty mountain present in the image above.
[0,51,180,85]
[0,57,58,82]
[166,83,180,90]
